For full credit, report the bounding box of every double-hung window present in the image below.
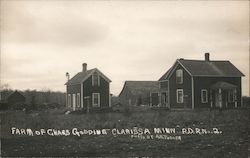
[92,72,100,86]
[176,69,183,84]
[176,89,184,103]
[92,93,100,107]
[201,89,208,103]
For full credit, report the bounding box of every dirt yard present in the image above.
[0,108,249,157]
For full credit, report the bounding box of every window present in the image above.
[228,90,235,102]
[77,93,80,107]
[67,94,71,107]
[92,93,100,107]
[92,72,100,86]
[176,69,183,84]
[176,89,183,103]
[201,89,208,103]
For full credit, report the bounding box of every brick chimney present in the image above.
[82,63,87,72]
[205,53,210,61]
[66,72,70,81]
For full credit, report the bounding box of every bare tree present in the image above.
[0,83,12,101]
[0,83,12,91]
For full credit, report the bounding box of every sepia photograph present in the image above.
[0,0,249,157]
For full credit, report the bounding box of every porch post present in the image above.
[109,94,111,107]
[234,88,237,108]
[225,90,228,108]
[81,83,83,108]
[219,88,222,108]
[191,77,194,109]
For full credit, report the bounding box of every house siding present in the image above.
[160,80,168,89]
[119,86,136,106]
[100,77,110,107]
[140,93,151,106]
[157,80,169,107]
[67,84,81,94]
[168,63,192,109]
[193,77,242,108]
[82,75,109,108]
[7,91,26,109]
[119,86,152,106]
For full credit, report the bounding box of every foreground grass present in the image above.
[0,108,249,157]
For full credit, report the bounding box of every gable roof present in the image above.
[211,81,237,90]
[178,59,244,77]
[160,59,244,80]
[7,90,25,100]
[119,81,159,97]
[159,66,173,81]
[1,90,25,102]
[65,68,111,85]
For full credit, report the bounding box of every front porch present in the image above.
[149,90,170,108]
[210,81,238,108]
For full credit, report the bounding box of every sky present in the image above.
[1,0,249,96]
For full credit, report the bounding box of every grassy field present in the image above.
[0,108,249,157]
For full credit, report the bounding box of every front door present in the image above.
[72,94,76,111]
[151,93,159,106]
[84,96,91,112]
[215,90,222,108]
[161,92,166,107]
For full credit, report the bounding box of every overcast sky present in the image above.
[1,1,249,96]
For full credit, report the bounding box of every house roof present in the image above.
[119,81,159,97]
[1,90,25,102]
[211,81,237,90]
[159,66,172,81]
[178,59,244,77]
[160,59,244,80]
[7,90,25,100]
[65,68,111,85]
